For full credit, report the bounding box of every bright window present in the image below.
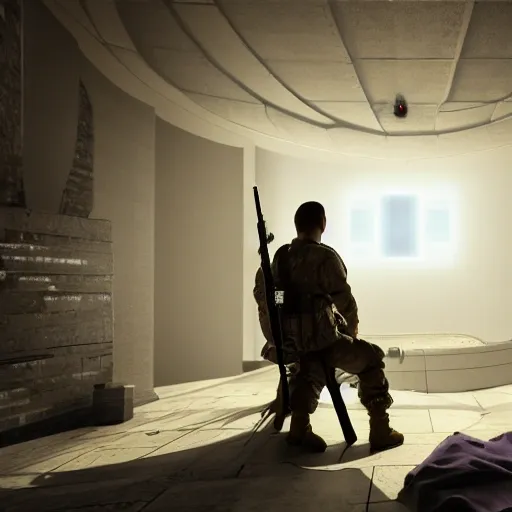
[345,190,456,266]
[425,207,451,243]
[381,195,419,258]
[350,208,374,244]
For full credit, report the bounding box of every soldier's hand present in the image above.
[333,307,348,328]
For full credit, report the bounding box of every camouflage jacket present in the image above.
[253,238,359,363]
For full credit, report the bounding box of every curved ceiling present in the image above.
[48,0,512,159]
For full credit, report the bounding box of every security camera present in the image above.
[394,94,408,118]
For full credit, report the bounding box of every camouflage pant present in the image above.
[288,337,392,416]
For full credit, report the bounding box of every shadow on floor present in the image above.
[0,413,385,512]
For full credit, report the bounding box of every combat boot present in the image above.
[369,412,404,453]
[286,413,327,453]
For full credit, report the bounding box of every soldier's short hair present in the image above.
[294,201,325,233]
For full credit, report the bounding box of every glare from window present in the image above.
[381,195,418,258]
[425,208,451,243]
[344,188,456,267]
[350,208,374,244]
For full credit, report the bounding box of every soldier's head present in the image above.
[294,201,326,242]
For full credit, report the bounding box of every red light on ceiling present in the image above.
[394,95,408,118]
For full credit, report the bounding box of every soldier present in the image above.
[254,201,404,453]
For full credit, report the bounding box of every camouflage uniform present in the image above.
[254,238,403,452]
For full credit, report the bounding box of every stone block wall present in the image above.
[0,0,25,207]
[60,80,94,218]
[0,208,113,433]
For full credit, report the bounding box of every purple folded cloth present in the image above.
[397,431,512,512]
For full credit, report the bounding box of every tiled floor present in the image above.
[1,367,511,512]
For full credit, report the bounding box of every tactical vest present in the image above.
[273,242,348,356]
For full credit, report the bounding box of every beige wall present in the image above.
[82,61,156,404]
[154,120,244,386]
[243,145,260,361]
[256,148,512,348]
[23,0,156,403]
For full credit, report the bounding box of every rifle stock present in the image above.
[253,187,289,417]
[323,363,357,446]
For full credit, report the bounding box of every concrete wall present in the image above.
[242,145,260,361]
[22,0,156,403]
[256,147,512,349]
[154,120,244,386]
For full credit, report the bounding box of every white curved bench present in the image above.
[365,334,512,393]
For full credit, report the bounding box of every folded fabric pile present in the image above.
[397,431,512,512]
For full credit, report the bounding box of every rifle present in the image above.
[253,186,357,447]
[322,362,357,446]
[254,186,290,419]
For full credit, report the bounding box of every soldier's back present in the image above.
[276,238,342,354]
[286,238,337,293]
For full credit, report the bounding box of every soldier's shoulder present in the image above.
[300,242,339,264]
[313,243,340,259]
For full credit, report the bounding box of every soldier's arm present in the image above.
[253,267,274,345]
[318,253,359,337]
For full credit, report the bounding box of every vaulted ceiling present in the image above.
[49,0,512,159]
